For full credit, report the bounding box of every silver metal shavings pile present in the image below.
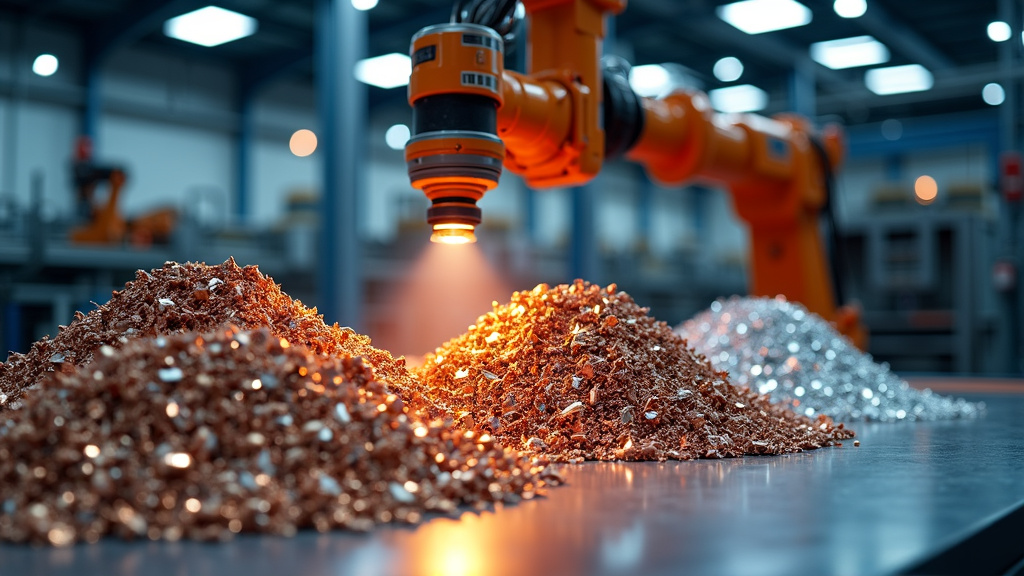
[676,297,982,422]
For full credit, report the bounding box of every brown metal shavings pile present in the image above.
[414,280,853,462]
[0,259,420,412]
[0,326,561,546]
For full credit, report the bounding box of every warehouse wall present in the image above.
[838,145,994,217]
[0,21,322,229]
[0,20,997,264]
[0,19,753,261]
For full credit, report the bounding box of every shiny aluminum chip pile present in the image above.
[0,326,561,546]
[415,281,852,463]
[677,297,982,422]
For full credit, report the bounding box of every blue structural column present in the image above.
[235,93,255,224]
[315,0,366,329]
[637,171,654,251]
[2,302,20,356]
[998,0,1021,373]
[81,0,211,148]
[570,185,600,281]
[569,14,615,282]
[522,181,538,243]
[787,59,816,118]
[512,16,539,245]
[83,67,102,145]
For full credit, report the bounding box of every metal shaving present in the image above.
[0,326,561,546]
[415,281,852,462]
[0,259,419,412]
[677,297,983,422]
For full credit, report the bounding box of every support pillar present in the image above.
[315,0,366,329]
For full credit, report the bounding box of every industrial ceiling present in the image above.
[0,0,1016,124]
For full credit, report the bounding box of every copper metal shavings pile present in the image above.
[414,280,852,462]
[0,327,561,546]
[0,259,418,411]
[677,297,983,422]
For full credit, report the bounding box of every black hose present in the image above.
[451,0,519,40]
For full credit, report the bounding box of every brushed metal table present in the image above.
[2,381,1022,576]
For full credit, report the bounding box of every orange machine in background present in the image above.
[404,0,867,349]
[70,136,176,247]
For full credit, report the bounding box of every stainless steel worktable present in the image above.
[2,382,1022,576]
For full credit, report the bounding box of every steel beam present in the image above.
[81,0,208,145]
[680,17,860,93]
[849,2,954,71]
[85,0,208,64]
[315,0,366,329]
[844,111,1001,160]
[813,62,1024,115]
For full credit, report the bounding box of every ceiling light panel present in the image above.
[717,0,812,35]
[163,6,258,47]
[810,36,890,70]
[987,21,1011,42]
[713,57,744,82]
[865,64,933,95]
[709,84,769,113]
[354,53,412,89]
[833,0,867,19]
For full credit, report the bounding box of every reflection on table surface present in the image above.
[2,392,1022,576]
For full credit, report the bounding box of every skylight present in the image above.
[163,6,258,48]
[810,36,889,70]
[717,0,812,35]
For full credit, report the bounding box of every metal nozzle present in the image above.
[426,195,482,244]
[431,223,477,244]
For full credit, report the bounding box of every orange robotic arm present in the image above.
[405,0,866,347]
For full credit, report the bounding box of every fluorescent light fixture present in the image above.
[811,36,889,69]
[717,0,811,34]
[163,6,257,47]
[352,0,378,10]
[385,124,411,150]
[713,57,744,82]
[32,54,58,77]
[865,64,933,95]
[709,84,768,113]
[629,64,672,98]
[833,0,866,18]
[983,83,1005,106]
[987,21,1011,42]
[355,53,411,89]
